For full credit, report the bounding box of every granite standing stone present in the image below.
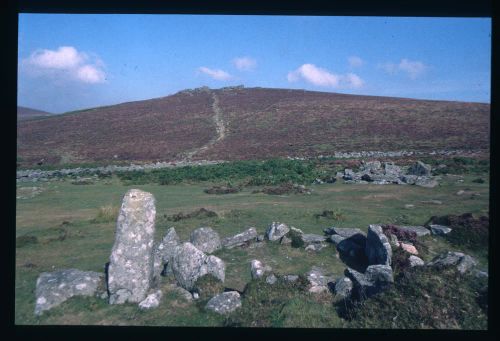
[365,225,392,266]
[265,222,290,241]
[108,189,156,304]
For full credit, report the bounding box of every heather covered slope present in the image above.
[17,106,54,121]
[17,87,490,167]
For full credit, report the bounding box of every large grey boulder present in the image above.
[250,259,272,280]
[108,189,156,304]
[190,227,221,254]
[306,266,335,293]
[334,276,353,299]
[324,227,365,238]
[301,234,328,244]
[265,222,290,241]
[153,227,180,281]
[397,225,431,237]
[221,227,258,249]
[365,225,392,266]
[345,265,394,299]
[34,269,104,315]
[171,242,225,291]
[427,251,477,274]
[205,291,242,315]
[407,161,432,176]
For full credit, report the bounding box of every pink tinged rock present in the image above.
[400,242,418,255]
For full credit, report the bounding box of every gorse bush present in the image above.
[117,159,324,186]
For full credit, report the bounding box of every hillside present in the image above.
[16,87,490,167]
[17,106,54,121]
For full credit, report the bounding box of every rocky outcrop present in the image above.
[170,242,225,291]
[205,291,242,315]
[190,227,222,254]
[221,227,258,249]
[34,269,105,315]
[108,189,156,304]
[365,225,392,266]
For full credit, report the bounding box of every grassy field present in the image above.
[15,168,489,327]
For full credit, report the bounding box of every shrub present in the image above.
[382,224,418,245]
[92,205,119,223]
[166,208,218,222]
[287,230,304,248]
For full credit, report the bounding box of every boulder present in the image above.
[205,291,242,315]
[283,275,299,282]
[415,177,439,188]
[407,161,432,176]
[153,227,180,281]
[221,227,258,249]
[265,222,290,241]
[429,224,452,235]
[301,234,327,244]
[330,234,346,245]
[190,227,221,254]
[305,243,327,252]
[306,266,335,293]
[138,290,162,310]
[365,225,392,266]
[397,225,430,237]
[427,251,477,274]
[170,242,225,291]
[334,277,353,299]
[280,235,292,245]
[108,189,156,304]
[408,255,425,267]
[250,259,272,280]
[345,264,394,299]
[34,269,104,315]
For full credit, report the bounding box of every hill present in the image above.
[16,87,490,167]
[17,106,54,121]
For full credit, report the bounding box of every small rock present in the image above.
[404,204,415,209]
[250,259,272,280]
[334,277,353,299]
[283,275,299,282]
[266,274,278,285]
[205,291,241,315]
[408,255,425,267]
[429,224,452,235]
[456,190,465,196]
[399,242,418,255]
[138,290,162,310]
[265,222,290,241]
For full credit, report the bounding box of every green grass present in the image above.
[15,165,489,327]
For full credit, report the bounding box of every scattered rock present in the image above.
[190,227,222,254]
[404,204,415,209]
[280,235,292,245]
[408,255,425,267]
[256,234,265,242]
[306,266,335,293]
[205,291,241,315]
[345,264,394,299]
[365,225,392,266]
[389,234,399,248]
[265,222,290,241]
[334,276,353,299]
[221,227,258,249]
[415,177,438,188]
[456,190,465,196]
[283,275,299,282]
[305,243,327,252]
[138,290,162,310]
[250,259,272,280]
[153,227,180,281]
[324,227,365,238]
[34,269,104,315]
[301,234,328,244]
[429,224,452,235]
[108,189,156,304]
[420,200,442,205]
[170,242,225,291]
[427,251,478,274]
[329,234,346,245]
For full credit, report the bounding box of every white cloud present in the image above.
[22,46,106,84]
[348,56,364,68]
[232,57,257,71]
[287,64,364,89]
[379,59,427,79]
[198,66,232,81]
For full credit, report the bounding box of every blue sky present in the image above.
[18,14,491,113]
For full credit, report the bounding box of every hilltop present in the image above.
[16,86,490,167]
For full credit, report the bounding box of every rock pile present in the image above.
[339,160,438,187]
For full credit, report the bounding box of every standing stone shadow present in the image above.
[336,235,369,273]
